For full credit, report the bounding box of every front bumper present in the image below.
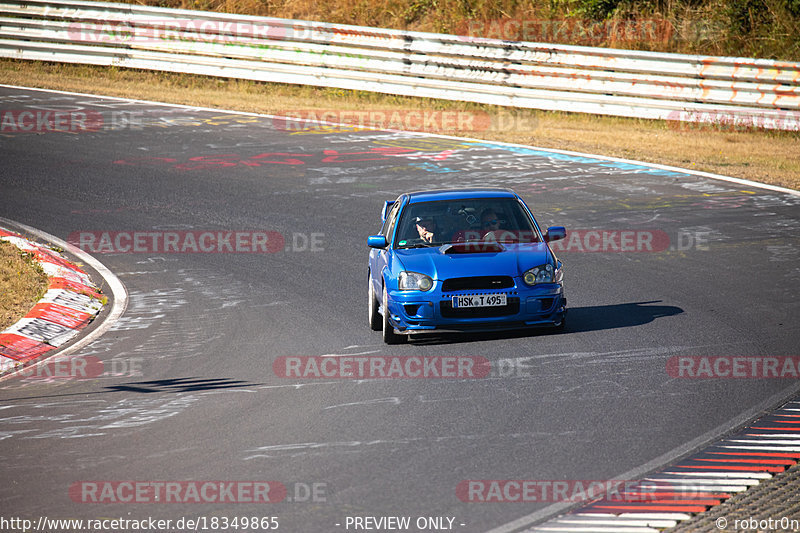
[385,280,566,335]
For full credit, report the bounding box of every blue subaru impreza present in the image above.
[367,188,567,344]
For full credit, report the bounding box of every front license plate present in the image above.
[452,294,507,308]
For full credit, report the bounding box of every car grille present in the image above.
[440,297,520,318]
[441,276,514,292]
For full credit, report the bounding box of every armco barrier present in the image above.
[0,0,798,129]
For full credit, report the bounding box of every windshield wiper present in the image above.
[401,242,438,249]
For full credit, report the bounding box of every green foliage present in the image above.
[723,0,768,34]
[571,0,665,18]
[575,0,622,18]
[401,0,438,25]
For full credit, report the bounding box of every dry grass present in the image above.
[3,59,798,191]
[108,0,800,60]
[0,240,48,332]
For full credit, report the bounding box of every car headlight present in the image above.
[399,271,433,291]
[523,264,555,285]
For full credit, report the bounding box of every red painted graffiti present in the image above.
[113,147,420,171]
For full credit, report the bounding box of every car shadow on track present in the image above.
[105,377,258,394]
[565,300,683,332]
[409,300,683,345]
[0,378,261,402]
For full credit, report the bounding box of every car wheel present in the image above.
[368,274,381,331]
[382,285,405,344]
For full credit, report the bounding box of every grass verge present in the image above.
[1,58,799,191]
[0,239,48,332]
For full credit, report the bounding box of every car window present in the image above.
[381,200,401,239]
[395,197,541,248]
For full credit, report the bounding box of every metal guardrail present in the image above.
[1,0,799,130]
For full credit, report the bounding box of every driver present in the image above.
[481,209,501,234]
[480,209,515,242]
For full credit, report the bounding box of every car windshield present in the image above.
[394,197,541,248]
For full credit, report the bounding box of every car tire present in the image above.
[368,274,381,331]
[382,285,405,345]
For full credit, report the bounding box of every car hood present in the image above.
[394,243,553,280]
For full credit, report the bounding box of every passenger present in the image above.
[413,216,438,244]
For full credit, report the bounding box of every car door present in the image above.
[369,197,402,302]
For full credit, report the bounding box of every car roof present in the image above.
[405,188,518,203]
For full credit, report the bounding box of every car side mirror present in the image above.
[545,226,566,242]
[367,235,388,248]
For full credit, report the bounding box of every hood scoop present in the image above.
[440,242,505,254]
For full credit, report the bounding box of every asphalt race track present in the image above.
[1,86,799,532]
